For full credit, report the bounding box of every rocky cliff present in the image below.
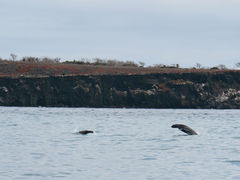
[0,71,240,108]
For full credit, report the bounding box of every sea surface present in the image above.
[1,107,240,180]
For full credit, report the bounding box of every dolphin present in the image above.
[78,130,94,135]
[171,124,197,135]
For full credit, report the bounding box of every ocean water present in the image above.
[1,107,240,180]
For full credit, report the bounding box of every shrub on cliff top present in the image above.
[21,57,60,64]
[63,58,139,67]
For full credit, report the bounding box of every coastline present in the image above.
[0,63,240,108]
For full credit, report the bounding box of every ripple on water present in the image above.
[22,173,45,177]
[30,152,45,157]
[232,136,240,139]
[141,157,157,161]
[225,160,240,166]
[7,123,18,127]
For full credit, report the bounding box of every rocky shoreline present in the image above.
[0,71,240,108]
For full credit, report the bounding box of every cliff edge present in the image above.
[0,71,240,108]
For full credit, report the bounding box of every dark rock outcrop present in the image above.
[0,71,240,108]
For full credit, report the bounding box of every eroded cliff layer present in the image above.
[0,71,240,108]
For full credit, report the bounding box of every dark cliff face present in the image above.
[0,72,240,108]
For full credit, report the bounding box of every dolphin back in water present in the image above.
[78,130,94,135]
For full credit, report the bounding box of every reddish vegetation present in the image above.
[0,60,238,78]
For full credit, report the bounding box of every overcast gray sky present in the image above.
[1,0,240,67]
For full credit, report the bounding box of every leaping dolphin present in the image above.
[171,124,197,135]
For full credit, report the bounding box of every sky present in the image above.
[0,0,240,67]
